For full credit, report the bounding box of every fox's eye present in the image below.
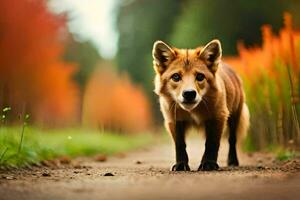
[171,73,181,82]
[196,73,205,81]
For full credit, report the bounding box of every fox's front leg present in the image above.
[199,119,224,171]
[169,121,190,171]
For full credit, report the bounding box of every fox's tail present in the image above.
[237,103,250,144]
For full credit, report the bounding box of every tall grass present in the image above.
[225,13,300,151]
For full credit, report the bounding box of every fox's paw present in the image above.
[198,161,219,171]
[171,162,190,171]
[227,158,239,167]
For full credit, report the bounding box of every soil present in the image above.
[0,139,300,200]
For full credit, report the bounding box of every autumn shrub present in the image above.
[225,13,300,150]
[82,67,152,133]
[0,0,79,126]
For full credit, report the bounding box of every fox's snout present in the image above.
[182,89,197,103]
[178,87,201,111]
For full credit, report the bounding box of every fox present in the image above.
[152,39,250,171]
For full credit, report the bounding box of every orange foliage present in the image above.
[82,67,152,133]
[225,13,300,104]
[225,13,300,84]
[0,0,79,126]
[224,13,300,148]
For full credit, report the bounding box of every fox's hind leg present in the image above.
[227,114,240,166]
[228,103,250,166]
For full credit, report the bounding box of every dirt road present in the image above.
[0,138,300,200]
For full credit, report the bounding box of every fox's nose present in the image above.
[182,90,196,102]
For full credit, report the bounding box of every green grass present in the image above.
[239,134,300,161]
[0,126,154,168]
[274,148,300,161]
[261,142,300,161]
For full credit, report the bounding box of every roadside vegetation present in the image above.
[0,126,153,168]
[226,13,300,152]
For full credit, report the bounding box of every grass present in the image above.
[0,126,154,168]
[241,134,300,161]
[276,149,298,161]
[273,147,300,161]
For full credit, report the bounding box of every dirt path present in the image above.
[0,138,300,200]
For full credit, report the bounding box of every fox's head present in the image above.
[152,39,222,112]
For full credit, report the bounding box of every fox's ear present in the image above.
[199,39,222,73]
[152,40,176,74]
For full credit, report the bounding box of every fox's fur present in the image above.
[152,39,249,171]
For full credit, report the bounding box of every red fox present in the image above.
[152,39,250,171]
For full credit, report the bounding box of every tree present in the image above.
[116,0,182,95]
[116,0,182,124]
[0,0,79,126]
[82,66,152,133]
[63,35,102,121]
[171,0,289,55]
[64,35,101,92]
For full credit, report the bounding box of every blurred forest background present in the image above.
[1,0,300,152]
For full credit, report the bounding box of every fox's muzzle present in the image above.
[182,89,197,103]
